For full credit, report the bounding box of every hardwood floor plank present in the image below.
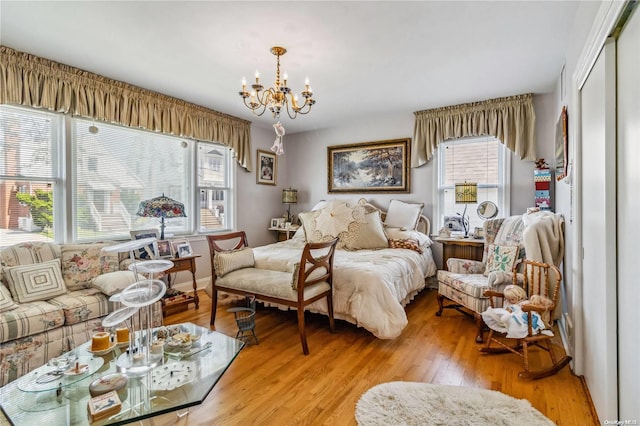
[155,288,597,425]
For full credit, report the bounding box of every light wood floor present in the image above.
[152,288,596,426]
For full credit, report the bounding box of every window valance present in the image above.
[412,93,536,167]
[0,45,253,171]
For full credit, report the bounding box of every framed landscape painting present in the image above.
[327,138,410,193]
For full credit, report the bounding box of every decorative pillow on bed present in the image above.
[385,228,432,248]
[384,200,424,230]
[343,211,388,250]
[299,200,367,249]
[0,284,18,312]
[388,238,423,253]
[484,244,519,276]
[3,258,67,303]
[214,247,255,278]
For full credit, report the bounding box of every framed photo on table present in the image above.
[270,218,285,228]
[257,149,277,185]
[129,229,159,259]
[172,240,193,258]
[156,240,173,259]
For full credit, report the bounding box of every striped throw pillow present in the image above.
[213,248,255,278]
[3,258,67,303]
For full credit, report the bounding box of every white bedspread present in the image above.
[253,240,437,339]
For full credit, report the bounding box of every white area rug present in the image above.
[355,381,555,426]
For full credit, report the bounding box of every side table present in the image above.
[435,237,484,270]
[268,225,300,242]
[163,255,200,316]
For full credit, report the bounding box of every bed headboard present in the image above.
[417,215,430,236]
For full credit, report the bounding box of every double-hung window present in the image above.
[435,136,510,233]
[0,104,235,248]
[0,105,63,243]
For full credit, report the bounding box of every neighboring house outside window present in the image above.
[0,104,235,248]
[435,136,510,234]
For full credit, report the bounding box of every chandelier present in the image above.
[239,46,316,120]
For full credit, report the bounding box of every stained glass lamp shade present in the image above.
[136,194,186,239]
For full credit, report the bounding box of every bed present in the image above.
[252,199,437,339]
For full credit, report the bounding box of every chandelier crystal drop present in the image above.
[239,46,316,120]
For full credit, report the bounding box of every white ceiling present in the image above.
[1,1,579,134]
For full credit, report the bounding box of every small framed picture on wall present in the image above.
[257,149,277,185]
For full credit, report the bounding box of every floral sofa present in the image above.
[0,241,163,386]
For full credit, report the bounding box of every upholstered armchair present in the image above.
[436,215,526,343]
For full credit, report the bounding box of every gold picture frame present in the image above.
[327,138,410,193]
[257,149,277,185]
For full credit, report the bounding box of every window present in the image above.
[435,136,510,233]
[0,105,62,245]
[197,144,232,232]
[0,105,235,248]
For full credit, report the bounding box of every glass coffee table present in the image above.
[0,323,243,425]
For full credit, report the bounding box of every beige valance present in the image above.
[412,93,536,167]
[0,45,253,171]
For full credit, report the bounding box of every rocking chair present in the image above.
[479,259,572,380]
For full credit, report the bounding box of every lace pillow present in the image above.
[3,258,67,303]
[299,200,366,249]
[214,247,255,278]
[484,244,519,277]
[343,211,388,250]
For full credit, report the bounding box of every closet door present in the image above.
[616,6,640,420]
[579,39,617,420]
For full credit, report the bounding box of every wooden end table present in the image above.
[435,237,485,270]
[163,255,200,316]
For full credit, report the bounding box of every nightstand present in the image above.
[268,225,300,242]
[435,237,484,270]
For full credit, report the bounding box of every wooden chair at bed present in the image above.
[206,231,338,355]
[479,259,572,380]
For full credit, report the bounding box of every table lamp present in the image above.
[282,188,297,223]
[454,182,477,237]
[136,194,186,239]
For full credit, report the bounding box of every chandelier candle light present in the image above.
[239,46,316,120]
[454,182,478,237]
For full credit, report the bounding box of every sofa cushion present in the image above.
[60,243,121,291]
[437,270,490,299]
[91,271,146,296]
[0,242,60,272]
[3,259,67,303]
[0,284,18,313]
[0,300,65,343]
[214,247,255,278]
[47,288,111,325]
